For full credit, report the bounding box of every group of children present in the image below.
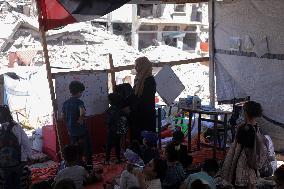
[1,78,284,189]
[103,129,219,189]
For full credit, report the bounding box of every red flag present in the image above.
[37,0,130,31]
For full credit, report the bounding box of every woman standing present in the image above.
[129,57,156,141]
[220,101,268,189]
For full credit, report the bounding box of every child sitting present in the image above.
[54,145,88,189]
[162,142,185,189]
[172,130,193,172]
[181,159,219,189]
[190,179,211,189]
[136,158,167,189]
[120,149,145,189]
[140,131,159,165]
[105,93,128,164]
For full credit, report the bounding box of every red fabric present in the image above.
[31,162,58,183]
[38,0,76,31]
[42,114,107,161]
[42,125,59,162]
[31,153,125,188]
[161,129,173,138]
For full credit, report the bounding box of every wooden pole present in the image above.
[209,0,215,109]
[36,1,63,159]
[109,54,116,91]
[39,27,63,159]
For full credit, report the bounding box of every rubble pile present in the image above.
[142,45,198,62]
[44,22,142,70]
[0,11,212,112]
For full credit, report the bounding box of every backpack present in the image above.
[0,122,21,168]
[117,115,128,135]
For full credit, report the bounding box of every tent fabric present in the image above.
[3,67,53,128]
[214,0,284,125]
[38,0,130,31]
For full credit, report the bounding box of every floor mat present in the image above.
[31,147,226,188]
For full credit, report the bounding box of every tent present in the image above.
[208,0,284,151]
[32,0,284,154]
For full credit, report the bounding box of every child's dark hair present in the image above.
[108,93,123,108]
[144,140,156,148]
[31,181,51,189]
[0,105,13,124]
[165,142,179,162]
[153,158,167,180]
[63,145,78,163]
[190,179,210,189]
[274,165,284,185]
[243,101,262,118]
[203,159,219,174]
[69,81,85,95]
[54,178,76,189]
[172,130,184,144]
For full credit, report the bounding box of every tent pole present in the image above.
[209,0,215,109]
[39,27,63,160]
[36,0,63,159]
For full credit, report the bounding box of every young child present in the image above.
[54,145,88,189]
[181,159,219,189]
[120,149,145,189]
[105,93,128,164]
[162,142,185,189]
[140,131,159,165]
[0,105,32,189]
[61,81,93,171]
[221,101,268,189]
[172,130,193,172]
[137,158,167,189]
[190,179,211,189]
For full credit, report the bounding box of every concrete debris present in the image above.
[142,45,198,62]
[43,22,142,70]
[0,11,220,124]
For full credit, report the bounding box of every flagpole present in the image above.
[36,0,63,160]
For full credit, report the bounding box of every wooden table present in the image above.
[181,108,232,159]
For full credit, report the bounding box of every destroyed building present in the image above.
[93,3,209,54]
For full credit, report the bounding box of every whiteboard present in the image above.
[154,65,185,105]
[55,72,108,116]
